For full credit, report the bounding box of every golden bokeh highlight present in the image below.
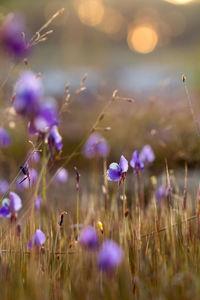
[98,7,125,37]
[77,0,104,27]
[127,25,158,54]
[164,0,194,4]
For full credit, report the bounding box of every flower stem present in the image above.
[42,140,47,206]
[123,179,126,245]
[76,185,79,237]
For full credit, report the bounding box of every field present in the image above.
[1,2,200,300]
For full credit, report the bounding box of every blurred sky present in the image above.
[1,0,200,97]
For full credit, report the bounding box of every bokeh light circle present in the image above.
[127,25,158,54]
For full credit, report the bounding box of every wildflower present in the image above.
[54,168,68,184]
[98,240,123,272]
[0,13,29,58]
[28,151,40,164]
[34,196,42,210]
[32,99,59,134]
[139,145,155,164]
[107,155,128,182]
[46,126,63,154]
[83,133,109,158]
[0,179,9,195]
[156,185,168,201]
[0,128,11,148]
[28,229,46,250]
[13,71,43,118]
[0,192,22,219]
[130,151,144,174]
[79,226,99,250]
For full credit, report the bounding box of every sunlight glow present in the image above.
[78,0,104,27]
[127,25,158,54]
[163,0,194,5]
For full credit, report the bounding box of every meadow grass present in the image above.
[1,8,200,300]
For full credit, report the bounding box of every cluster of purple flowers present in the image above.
[107,145,155,182]
[12,71,63,154]
[79,226,123,273]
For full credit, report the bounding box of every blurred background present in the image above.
[1,0,200,172]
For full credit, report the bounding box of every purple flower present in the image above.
[139,145,155,164]
[16,168,38,190]
[34,196,42,210]
[130,151,144,174]
[107,155,128,182]
[98,240,123,272]
[28,229,46,250]
[0,13,29,58]
[0,180,9,195]
[13,71,43,118]
[0,128,11,148]
[79,226,99,250]
[0,192,22,218]
[28,151,40,164]
[83,133,109,158]
[54,168,68,184]
[46,126,63,155]
[156,185,168,201]
[31,99,59,134]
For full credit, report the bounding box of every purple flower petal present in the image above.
[83,133,109,158]
[9,192,22,212]
[32,229,46,248]
[156,186,168,201]
[0,179,9,195]
[34,197,42,210]
[107,163,121,181]
[139,145,155,164]
[54,168,68,184]
[0,205,11,218]
[16,168,38,190]
[79,226,99,250]
[28,239,32,250]
[119,155,128,173]
[98,240,123,272]
[28,151,40,164]
[0,13,29,58]
[14,71,43,118]
[130,151,144,173]
[0,128,11,148]
[34,100,59,133]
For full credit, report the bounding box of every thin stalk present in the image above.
[74,167,80,238]
[53,228,59,270]
[76,185,79,237]
[103,158,108,212]
[42,140,47,206]
[123,179,126,245]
